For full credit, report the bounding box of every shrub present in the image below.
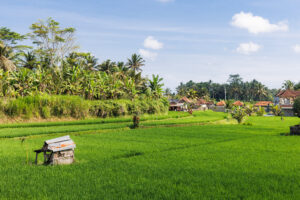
[231,107,247,124]
[271,105,282,116]
[294,97,300,117]
[256,106,265,116]
[225,100,234,109]
[245,105,254,116]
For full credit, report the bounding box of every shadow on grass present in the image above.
[113,151,144,160]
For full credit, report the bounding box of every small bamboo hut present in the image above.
[34,135,76,165]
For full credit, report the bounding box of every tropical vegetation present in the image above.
[0,18,165,103]
[174,75,300,101]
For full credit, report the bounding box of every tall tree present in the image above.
[19,51,37,70]
[282,80,295,90]
[30,18,78,68]
[0,27,27,71]
[164,88,173,99]
[149,75,164,98]
[0,27,26,47]
[127,54,145,73]
[295,82,300,90]
[227,74,243,100]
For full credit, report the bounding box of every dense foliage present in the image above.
[176,74,279,101]
[294,97,300,117]
[0,18,164,101]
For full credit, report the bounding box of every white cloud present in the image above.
[231,12,288,34]
[293,45,300,53]
[144,36,163,50]
[236,42,262,55]
[139,49,158,60]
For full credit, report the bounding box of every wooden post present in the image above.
[35,152,38,165]
[43,152,46,163]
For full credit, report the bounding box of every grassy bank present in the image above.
[0,95,169,121]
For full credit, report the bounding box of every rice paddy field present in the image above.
[0,111,300,199]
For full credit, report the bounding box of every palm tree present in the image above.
[97,60,117,73]
[19,51,37,70]
[149,74,164,98]
[282,80,295,90]
[187,88,198,99]
[85,54,98,71]
[127,54,145,73]
[256,83,268,101]
[164,88,173,98]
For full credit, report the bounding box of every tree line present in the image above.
[0,18,164,100]
[172,74,300,101]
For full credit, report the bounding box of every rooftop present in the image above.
[276,90,300,98]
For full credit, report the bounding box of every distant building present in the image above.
[179,96,193,104]
[169,99,185,111]
[275,90,300,116]
[197,99,207,106]
[233,101,244,107]
[213,100,226,112]
[196,99,208,111]
[216,101,226,106]
[169,97,192,111]
[254,101,273,107]
[254,101,273,112]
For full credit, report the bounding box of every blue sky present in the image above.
[1,0,300,91]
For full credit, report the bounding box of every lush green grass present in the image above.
[0,111,189,129]
[0,112,299,199]
[0,111,225,138]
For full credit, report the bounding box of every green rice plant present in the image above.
[0,114,299,199]
[0,98,4,116]
[0,95,169,120]
[40,106,51,119]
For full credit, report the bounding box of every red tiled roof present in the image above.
[276,90,300,98]
[233,101,244,106]
[216,101,226,106]
[197,99,207,105]
[254,101,273,107]
[180,96,192,103]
